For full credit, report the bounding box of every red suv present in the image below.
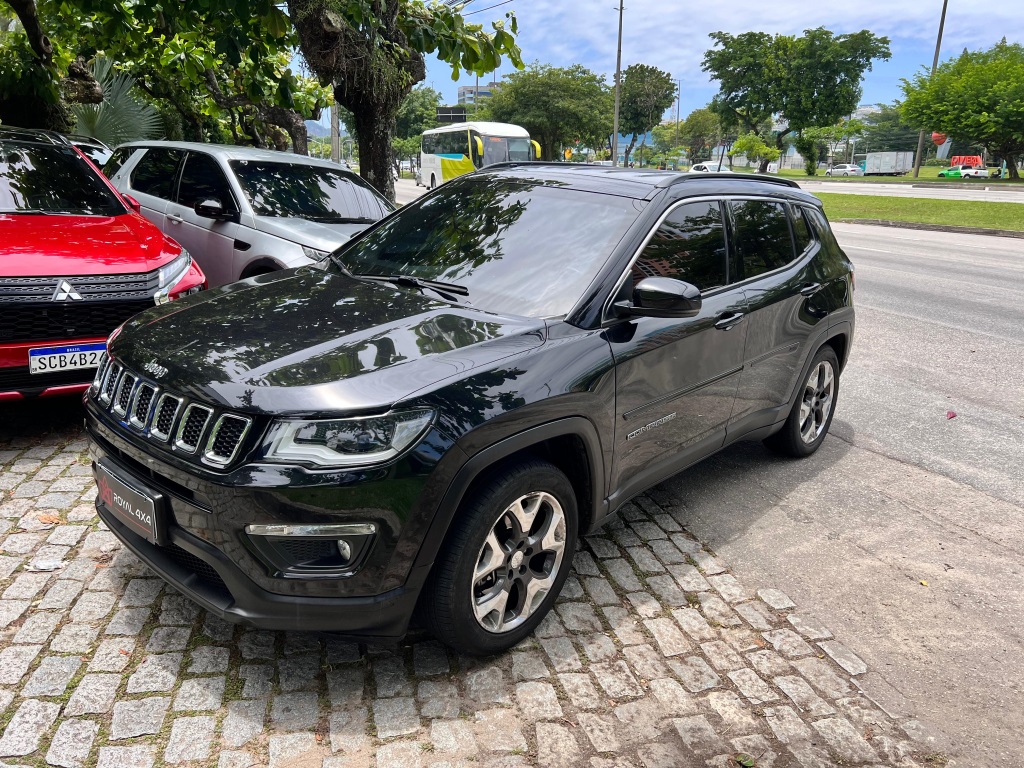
[0,128,206,399]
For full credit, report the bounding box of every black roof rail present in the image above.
[0,127,73,146]
[657,172,800,189]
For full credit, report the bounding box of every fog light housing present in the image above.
[244,523,376,577]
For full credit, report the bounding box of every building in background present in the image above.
[457,82,500,106]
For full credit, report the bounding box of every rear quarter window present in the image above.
[130,148,184,200]
[729,200,795,280]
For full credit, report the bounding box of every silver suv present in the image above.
[104,142,394,287]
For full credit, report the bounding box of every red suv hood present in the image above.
[0,213,179,275]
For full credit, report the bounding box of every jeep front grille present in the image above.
[89,362,254,468]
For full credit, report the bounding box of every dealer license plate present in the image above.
[28,343,106,374]
[94,459,165,545]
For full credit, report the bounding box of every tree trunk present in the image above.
[354,105,398,201]
[758,159,770,173]
[623,134,638,165]
[6,0,52,65]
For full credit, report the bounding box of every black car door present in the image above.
[606,199,748,499]
[728,199,830,433]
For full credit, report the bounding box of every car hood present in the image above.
[0,212,178,275]
[252,216,375,252]
[111,269,546,415]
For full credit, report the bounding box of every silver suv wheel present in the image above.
[799,360,835,444]
[471,491,567,633]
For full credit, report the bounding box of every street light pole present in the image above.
[674,78,681,164]
[611,0,624,167]
[912,0,950,178]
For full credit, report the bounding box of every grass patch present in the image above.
[814,192,1024,232]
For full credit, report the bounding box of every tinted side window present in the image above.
[633,201,727,292]
[177,153,235,210]
[103,147,137,178]
[130,148,184,199]
[730,200,794,280]
[791,206,813,254]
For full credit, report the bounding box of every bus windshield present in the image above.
[481,136,531,166]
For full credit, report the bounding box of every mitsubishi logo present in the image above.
[52,279,83,302]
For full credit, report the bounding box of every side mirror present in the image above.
[122,194,142,214]
[530,140,542,161]
[194,198,232,220]
[615,277,702,318]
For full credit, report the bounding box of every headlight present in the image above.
[155,251,193,304]
[302,246,329,261]
[262,409,435,467]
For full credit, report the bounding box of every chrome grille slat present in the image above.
[99,362,122,404]
[150,393,182,441]
[203,414,251,467]
[174,404,213,454]
[92,352,110,392]
[129,383,158,429]
[111,372,136,416]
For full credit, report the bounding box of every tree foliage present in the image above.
[860,103,919,152]
[618,63,675,164]
[729,132,780,166]
[901,40,1024,179]
[702,26,890,166]
[395,85,440,141]
[69,57,163,145]
[288,0,523,200]
[802,118,865,165]
[483,62,612,161]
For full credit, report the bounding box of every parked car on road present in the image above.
[689,162,732,173]
[0,127,205,400]
[105,142,394,287]
[938,164,987,179]
[86,164,854,654]
[825,164,863,177]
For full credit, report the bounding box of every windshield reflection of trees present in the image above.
[128,272,510,388]
[230,161,389,221]
[339,176,551,282]
[731,200,792,278]
[0,145,121,214]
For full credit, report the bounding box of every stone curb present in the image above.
[835,218,1024,239]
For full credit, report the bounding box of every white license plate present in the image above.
[28,343,106,374]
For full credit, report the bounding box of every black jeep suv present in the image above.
[85,164,854,654]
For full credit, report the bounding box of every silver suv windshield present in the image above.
[230,160,393,223]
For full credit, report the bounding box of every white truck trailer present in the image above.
[863,151,915,176]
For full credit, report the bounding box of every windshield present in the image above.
[481,136,531,166]
[332,177,642,317]
[230,160,393,222]
[0,141,125,215]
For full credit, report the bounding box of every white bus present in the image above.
[419,121,539,189]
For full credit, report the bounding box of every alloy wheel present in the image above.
[799,360,835,444]
[471,491,567,633]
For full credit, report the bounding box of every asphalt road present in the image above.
[661,223,1024,765]
[395,177,425,205]
[797,179,1024,204]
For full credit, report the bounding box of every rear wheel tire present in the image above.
[765,345,840,458]
[422,458,578,655]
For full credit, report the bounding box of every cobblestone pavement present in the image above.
[0,411,936,768]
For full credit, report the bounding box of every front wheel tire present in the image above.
[422,458,578,655]
[765,345,840,458]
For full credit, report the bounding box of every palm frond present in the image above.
[71,57,163,146]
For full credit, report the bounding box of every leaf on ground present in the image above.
[734,754,757,767]
[946,411,957,419]
[920,580,929,586]
[37,514,60,524]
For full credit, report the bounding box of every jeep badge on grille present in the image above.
[143,360,168,378]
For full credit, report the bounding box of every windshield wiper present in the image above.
[356,273,469,302]
[304,215,379,224]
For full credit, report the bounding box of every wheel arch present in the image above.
[413,417,607,573]
[239,258,283,279]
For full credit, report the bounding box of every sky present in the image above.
[415,0,1024,120]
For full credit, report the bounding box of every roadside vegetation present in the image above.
[815,193,1024,232]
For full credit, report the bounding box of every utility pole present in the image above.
[912,0,949,178]
[330,103,340,164]
[611,0,624,166]
[674,79,681,166]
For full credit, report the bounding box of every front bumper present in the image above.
[0,337,106,399]
[96,498,426,637]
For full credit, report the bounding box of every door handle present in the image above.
[799,282,822,296]
[715,312,745,330]
[167,214,183,225]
